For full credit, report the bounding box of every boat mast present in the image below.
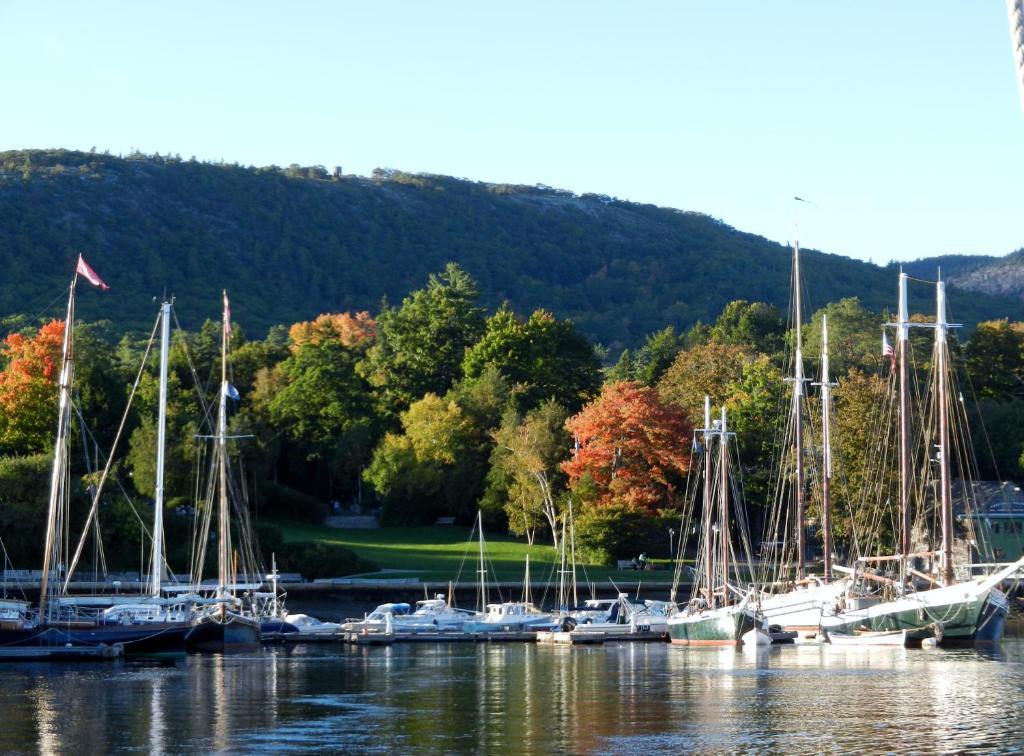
[476,510,487,613]
[39,278,77,623]
[935,279,955,586]
[897,271,912,574]
[791,242,807,579]
[523,554,531,605]
[558,510,568,611]
[217,292,231,606]
[149,299,172,596]
[701,396,714,608]
[718,406,730,606]
[569,498,578,608]
[819,316,834,583]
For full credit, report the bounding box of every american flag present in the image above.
[882,332,896,372]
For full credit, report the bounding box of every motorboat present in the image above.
[462,602,557,633]
[341,603,412,632]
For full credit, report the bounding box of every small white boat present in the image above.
[282,613,343,635]
[570,595,669,635]
[396,596,480,631]
[462,602,556,633]
[742,627,771,647]
[826,628,909,646]
[341,603,412,632]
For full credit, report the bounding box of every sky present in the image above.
[2,2,1021,265]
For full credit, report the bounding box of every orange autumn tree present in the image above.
[0,319,65,454]
[562,381,692,513]
[288,312,376,351]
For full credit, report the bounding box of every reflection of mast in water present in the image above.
[149,674,166,756]
[213,656,228,754]
[34,682,60,755]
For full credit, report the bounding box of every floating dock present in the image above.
[343,629,668,646]
[0,643,124,662]
[536,630,606,645]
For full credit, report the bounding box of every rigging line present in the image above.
[170,308,217,435]
[63,312,161,589]
[730,446,758,590]
[0,288,70,339]
[0,536,30,600]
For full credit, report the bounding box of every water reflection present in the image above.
[0,640,1023,753]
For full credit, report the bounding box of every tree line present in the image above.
[4,148,1024,357]
[3,263,1024,571]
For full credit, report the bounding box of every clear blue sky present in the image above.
[2,1,1021,264]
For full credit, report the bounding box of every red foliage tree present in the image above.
[0,319,65,454]
[562,381,692,513]
[288,311,376,351]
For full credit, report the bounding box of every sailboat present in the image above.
[183,292,261,652]
[59,296,198,642]
[462,511,555,633]
[1,261,191,652]
[758,241,848,634]
[667,401,760,646]
[820,273,1020,645]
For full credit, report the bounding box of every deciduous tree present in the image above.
[563,382,691,513]
[0,320,64,455]
[463,306,600,412]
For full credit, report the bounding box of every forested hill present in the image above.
[902,250,1024,304]
[2,149,1022,352]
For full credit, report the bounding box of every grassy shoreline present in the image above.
[273,520,671,585]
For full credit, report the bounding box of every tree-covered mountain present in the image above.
[902,250,1024,303]
[2,149,1022,353]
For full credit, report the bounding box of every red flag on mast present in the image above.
[76,255,110,290]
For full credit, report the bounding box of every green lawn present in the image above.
[273,520,671,585]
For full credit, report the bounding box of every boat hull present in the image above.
[0,621,190,653]
[462,618,557,633]
[668,606,758,646]
[821,582,1009,646]
[186,614,261,653]
[759,579,848,632]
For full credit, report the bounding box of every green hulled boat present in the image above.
[668,401,763,647]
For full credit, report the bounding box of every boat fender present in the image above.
[560,617,577,632]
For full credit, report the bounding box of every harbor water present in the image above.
[2,637,1024,753]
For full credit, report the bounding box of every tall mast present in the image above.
[217,291,231,600]
[897,271,912,569]
[718,406,730,606]
[39,278,77,622]
[791,242,807,579]
[819,316,834,583]
[149,299,172,596]
[701,396,714,608]
[523,554,531,605]
[936,280,955,586]
[558,511,568,611]
[476,510,487,613]
[569,498,578,608]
